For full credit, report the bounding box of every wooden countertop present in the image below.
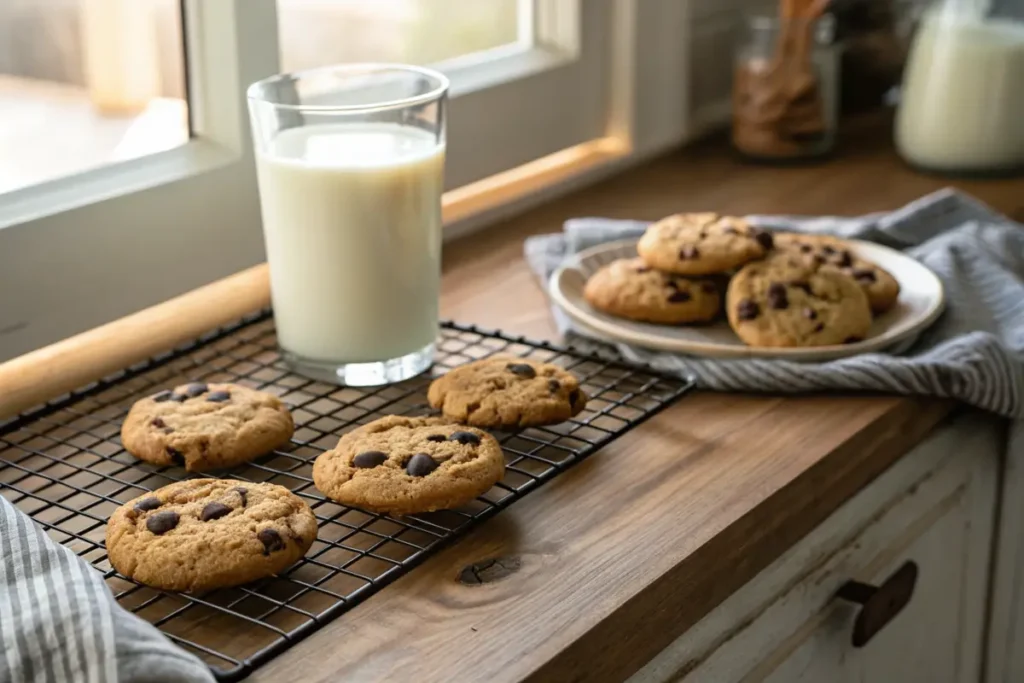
[3,118,1022,682]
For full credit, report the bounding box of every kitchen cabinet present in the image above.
[631,411,1000,683]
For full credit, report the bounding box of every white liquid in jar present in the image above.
[896,15,1024,173]
[256,124,444,363]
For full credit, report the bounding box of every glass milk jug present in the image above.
[895,0,1024,176]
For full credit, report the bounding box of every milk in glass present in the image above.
[256,123,444,364]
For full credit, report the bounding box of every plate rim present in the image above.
[548,238,946,361]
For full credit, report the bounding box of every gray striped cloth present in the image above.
[0,496,215,682]
[525,188,1024,419]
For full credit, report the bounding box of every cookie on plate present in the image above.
[726,254,872,348]
[121,382,294,472]
[583,257,721,324]
[637,212,772,276]
[105,479,316,592]
[313,416,505,515]
[427,357,587,428]
[774,233,900,314]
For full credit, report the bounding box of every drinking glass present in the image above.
[248,64,448,386]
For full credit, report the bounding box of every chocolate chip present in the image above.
[548,379,561,392]
[234,487,248,506]
[184,382,207,398]
[813,322,825,333]
[406,453,438,477]
[822,245,836,255]
[151,417,166,429]
[634,265,651,273]
[835,251,853,267]
[790,280,813,295]
[166,447,185,467]
[665,278,681,289]
[702,282,718,294]
[170,393,188,403]
[737,299,760,320]
[205,390,231,403]
[844,336,864,344]
[353,451,388,468]
[258,528,285,555]
[766,282,789,310]
[425,434,447,442]
[679,245,700,260]
[803,307,818,320]
[753,231,774,250]
[201,502,232,522]
[146,510,179,535]
[506,363,537,379]
[853,268,877,282]
[800,244,813,253]
[569,389,581,405]
[133,497,161,513]
[449,431,481,446]
[812,255,826,266]
[668,290,692,303]
[152,390,173,403]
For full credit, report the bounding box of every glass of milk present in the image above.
[247,65,448,386]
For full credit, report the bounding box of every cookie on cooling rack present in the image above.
[312,416,506,515]
[120,382,294,472]
[427,357,588,428]
[105,479,316,592]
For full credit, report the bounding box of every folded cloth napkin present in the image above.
[525,188,1024,419]
[0,493,215,683]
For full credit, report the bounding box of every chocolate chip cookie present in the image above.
[105,479,316,592]
[121,382,294,472]
[313,416,505,515]
[726,254,873,348]
[583,257,722,324]
[637,212,772,276]
[427,357,588,428]
[774,233,900,314]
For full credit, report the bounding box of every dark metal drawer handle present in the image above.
[836,561,918,648]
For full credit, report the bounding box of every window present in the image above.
[0,0,189,194]
[0,0,693,362]
[278,0,523,71]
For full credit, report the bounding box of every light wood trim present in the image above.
[442,136,629,225]
[0,265,269,420]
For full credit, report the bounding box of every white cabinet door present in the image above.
[756,487,982,683]
[630,411,1000,683]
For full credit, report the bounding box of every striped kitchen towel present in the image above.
[0,493,216,683]
[525,188,1024,419]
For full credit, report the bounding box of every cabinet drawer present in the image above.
[631,411,1000,683]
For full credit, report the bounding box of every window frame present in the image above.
[0,0,695,361]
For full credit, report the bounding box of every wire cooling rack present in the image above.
[0,312,694,681]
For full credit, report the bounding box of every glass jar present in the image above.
[732,14,840,161]
[895,0,1024,176]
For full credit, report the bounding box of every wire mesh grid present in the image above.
[0,312,694,681]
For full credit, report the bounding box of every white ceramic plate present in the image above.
[549,239,946,362]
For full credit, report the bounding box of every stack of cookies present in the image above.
[583,212,900,348]
[107,358,589,592]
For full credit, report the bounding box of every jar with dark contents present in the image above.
[732,14,840,161]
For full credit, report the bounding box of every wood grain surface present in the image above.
[2,115,1021,681]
